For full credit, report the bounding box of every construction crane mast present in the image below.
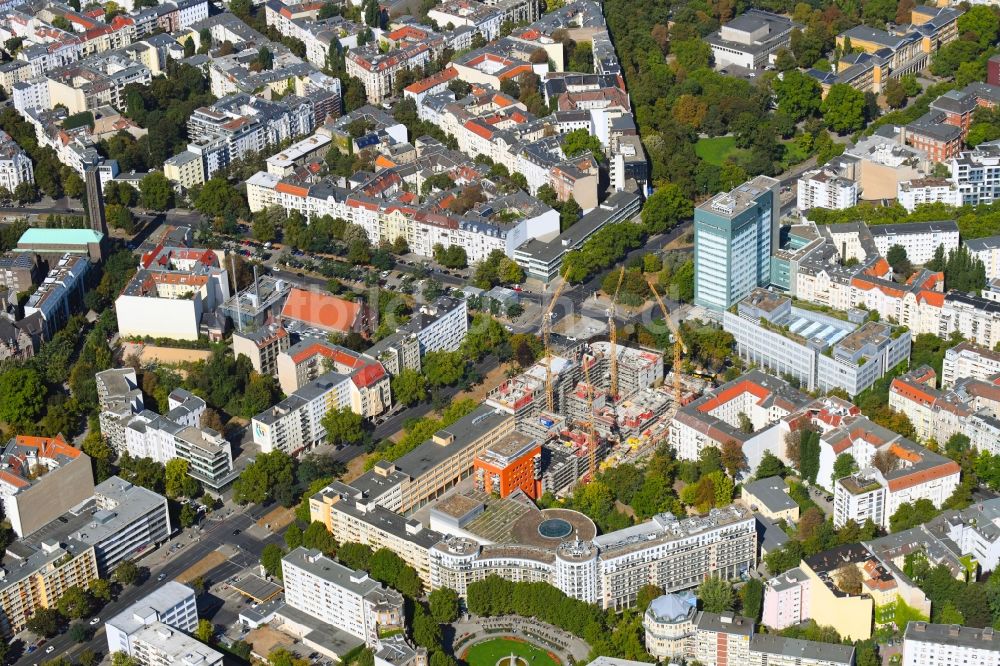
[648,280,688,405]
[582,358,598,481]
[608,267,625,400]
[541,280,568,413]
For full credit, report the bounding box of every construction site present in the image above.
[484,271,709,494]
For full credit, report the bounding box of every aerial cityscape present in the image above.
[0,0,999,664]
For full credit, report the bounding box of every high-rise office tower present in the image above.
[693,175,780,311]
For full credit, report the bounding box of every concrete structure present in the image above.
[723,289,911,396]
[942,341,1000,388]
[0,129,33,194]
[472,434,542,500]
[0,435,94,538]
[705,10,799,70]
[694,176,780,311]
[966,235,1000,281]
[106,582,199,656]
[275,338,391,409]
[252,371,361,455]
[904,622,1000,666]
[24,254,89,339]
[15,227,105,263]
[124,622,224,666]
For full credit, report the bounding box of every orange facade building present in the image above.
[473,434,541,500]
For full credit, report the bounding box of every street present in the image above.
[14,503,283,666]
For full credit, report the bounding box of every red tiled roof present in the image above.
[281,288,363,334]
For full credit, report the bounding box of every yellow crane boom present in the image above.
[542,279,568,413]
[609,266,625,400]
[648,279,687,405]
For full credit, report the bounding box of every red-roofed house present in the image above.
[280,287,372,336]
[0,435,95,537]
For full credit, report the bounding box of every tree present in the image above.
[165,459,200,498]
[321,407,366,446]
[741,577,764,621]
[422,350,465,387]
[89,577,113,602]
[883,78,907,109]
[69,622,88,643]
[775,70,822,121]
[697,576,734,613]
[890,498,940,532]
[958,5,1000,47]
[195,618,214,643]
[112,653,141,666]
[887,244,913,278]
[821,84,867,134]
[412,603,441,649]
[261,544,284,579]
[391,369,427,406]
[139,171,173,210]
[428,587,460,623]
[195,177,248,220]
[832,453,858,484]
[835,563,863,595]
[115,560,139,585]
[755,452,787,480]
[939,601,965,625]
[79,649,99,666]
[641,183,692,234]
[720,440,747,479]
[0,366,46,427]
[26,607,61,637]
[57,585,95,619]
[561,128,603,157]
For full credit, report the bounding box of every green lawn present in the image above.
[695,136,738,165]
[463,638,561,666]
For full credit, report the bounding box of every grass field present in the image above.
[463,638,561,666]
[695,136,738,165]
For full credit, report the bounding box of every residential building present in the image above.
[941,291,1000,350]
[0,435,94,537]
[124,389,237,491]
[740,477,799,523]
[403,296,468,354]
[749,634,855,666]
[669,370,811,475]
[762,567,811,631]
[252,371,357,455]
[0,252,42,294]
[0,129,33,193]
[24,254,89,339]
[705,10,800,70]
[903,622,1000,666]
[106,582,199,656]
[796,167,858,211]
[0,537,99,637]
[965,235,1000,281]
[281,547,404,649]
[276,337,392,416]
[280,287,372,336]
[692,612,755,666]
[232,323,290,377]
[125,622,224,666]
[694,176,780,311]
[723,289,911,396]
[867,221,959,265]
[942,340,1000,388]
[96,368,145,452]
[829,420,961,529]
[643,593,698,661]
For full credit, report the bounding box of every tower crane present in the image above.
[541,279,567,413]
[648,279,688,405]
[582,357,598,481]
[608,267,625,400]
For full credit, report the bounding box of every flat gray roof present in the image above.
[750,634,854,665]
[905,622,1000,652]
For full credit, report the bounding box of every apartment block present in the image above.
[694,176,780,311]
[281,547,404,648]
[868,221,959,265]
[796,167,858,211]
[0,435,95,537]
[0,538,99,637]
[232,323,290,377]
[941,340,1000,388]
[106,582,199,655]
[252,371,356,455]
[127,622,224,666]
[0,128,33,193]
[24,253,89,339]
[904,622,1000,666]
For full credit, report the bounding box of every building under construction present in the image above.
[485,340,679,494]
